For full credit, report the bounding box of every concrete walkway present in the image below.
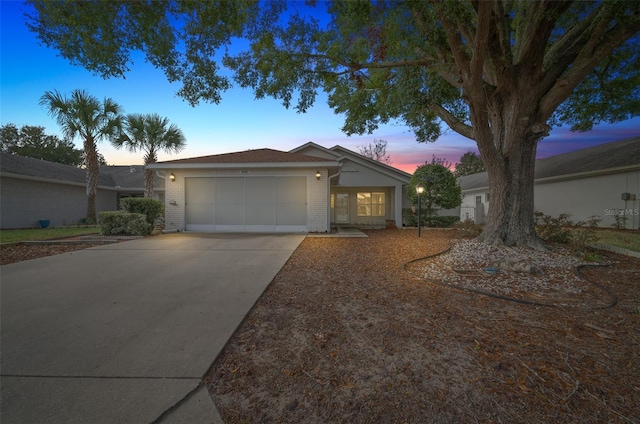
[1,233,305,424]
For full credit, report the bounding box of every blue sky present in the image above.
[1,1,638,173]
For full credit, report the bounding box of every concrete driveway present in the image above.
[1,233,305,424]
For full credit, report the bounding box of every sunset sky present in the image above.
[2,1,638,173]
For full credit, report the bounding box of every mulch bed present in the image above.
[0,243,103,265]
[205,229,640,423]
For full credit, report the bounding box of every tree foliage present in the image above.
[0,123,84,166]
[25,1,640,247]
[114,113,186,198]
[39,89,123,223]
[358,139,391,164]
[454,151,485,177]
[408,157,462,218]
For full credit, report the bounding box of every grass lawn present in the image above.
[593,229,640,252]
[0,226,100,244]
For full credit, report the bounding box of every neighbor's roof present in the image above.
[0,152,113,186]
[100,165,164,189]
[148,148,338,168]
[459,136,640,191]
[0,153,162,191]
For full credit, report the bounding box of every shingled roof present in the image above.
[1,152,113,186]
[0,153,162,190]
[459,136,640,190]
[154,148,332,165]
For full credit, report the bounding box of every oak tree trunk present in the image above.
[468,86,547,248]
[476,135,542,248]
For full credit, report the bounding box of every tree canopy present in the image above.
[454,151,485,177]
[408,157,462,217]
[26,0,640,247]
[0,123,84,166]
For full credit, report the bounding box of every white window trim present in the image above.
[357,191,386,217]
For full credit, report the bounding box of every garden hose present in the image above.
[403,246,618,310]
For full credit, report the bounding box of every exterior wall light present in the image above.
[416,183,425,237]
[315,170,321,180]
[170,173,176,182]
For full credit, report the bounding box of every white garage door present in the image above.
[185,176,307,232]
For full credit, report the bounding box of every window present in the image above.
[475,195,482,204]
[485,192,490,202]
[357,192,385,216]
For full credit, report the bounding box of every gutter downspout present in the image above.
[327,164,343,231]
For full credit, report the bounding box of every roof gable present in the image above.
[329,145,412,180]
[155,148,331,165]
[290,142,341,160]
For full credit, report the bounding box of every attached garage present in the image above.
[149,148,339,233]
[185,176,307,232]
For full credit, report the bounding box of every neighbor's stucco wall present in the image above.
[163,167,329,232]
[535,170,640,229]
[460,169,640,229]
[460,189,489,224]
[0,176,118,229]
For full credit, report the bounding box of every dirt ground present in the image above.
[204,229,640,423]
[0,243,102,265]
[2,231,639,423]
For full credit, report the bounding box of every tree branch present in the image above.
[470,1,492,88]
[428,103,475,140]
[513,1,573,66]
[305,53,433,71]
[432,3,471,85]
[540,16,640,118]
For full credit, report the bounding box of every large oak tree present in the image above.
[26,1,640,246]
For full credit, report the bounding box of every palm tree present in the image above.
[40,89,123,223]
[114,113,186,198]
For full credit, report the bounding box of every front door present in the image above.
[335,193,349,224]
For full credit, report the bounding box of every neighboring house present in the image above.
[458,137,640,229]
[0,153,164,229]
[148,143,412,233]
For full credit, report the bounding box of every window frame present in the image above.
[356,191,386,217]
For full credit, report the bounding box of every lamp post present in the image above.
[416,183,425,237]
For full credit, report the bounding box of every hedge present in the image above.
[98,211,152,236]
[120,197,163,224]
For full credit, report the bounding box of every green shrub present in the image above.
[571,216,601,258]
[454,218,483,236]
[403,208,418,227]
[120,198,163,224]
[535,212,602,258]
[426,215,460,227]
[402,208,459,228]
[611,210,628,229]
[534,211,574,244]
[98,211,152,236]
